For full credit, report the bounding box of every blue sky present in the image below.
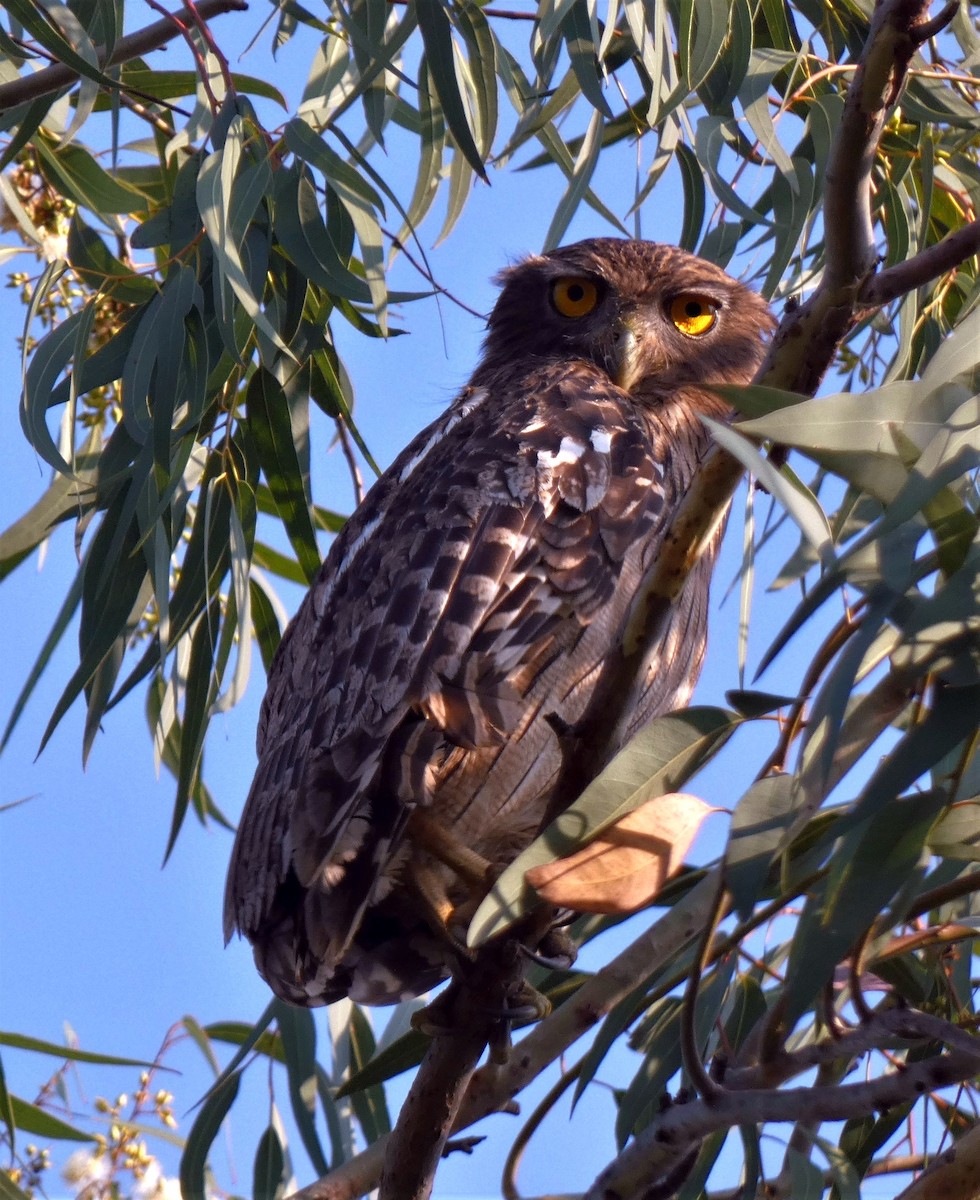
[0,11,852,1197]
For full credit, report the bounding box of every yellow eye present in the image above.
[551,277,599,318]
[669,294,719,337]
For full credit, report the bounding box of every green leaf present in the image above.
[284,121,387,327]
[784,789,948,1025]
[197,126,289,362]
[8,1096,94,1143]
[704,418,834,565]
[38,495,151,755]
[724,689,797,717]
[850,684,980,827]
[415,0,488,181]
[455,0,499,154]
[724,773,799,918]
[247,369,322,583]
[614,997,684,1145]
[180,1071,241,1200]
[253,1123,288,1200]
[116,67,288,107]
[20,264,75,475]
[347,1006,391,1142]
[165,601,219,863]
[679,0,731,94]
[468,707,739,946]
[67,213,156,304]
[0,435,100,578]
[676,142,706,251]
[737,48,796,179]
[0,1052,15,1152]
[335,1029,429,1098]
[276,1001,329,1176]
[544,106,604,250]
[0,1031,166,1070]
[34,136,150,214]
[927,801,980,862]
[560,0,612,118]
[273,167,374,304]
[0,561,84,753]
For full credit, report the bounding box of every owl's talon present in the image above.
[520,926,577,972]
[409,971,552,1042]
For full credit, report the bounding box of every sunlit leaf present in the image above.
[468,708,739,945]
[415,0,487,181]
[526,792,716,913]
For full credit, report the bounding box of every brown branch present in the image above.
[728,1008,980,1091]
[894,1122,980,1199]
[860,216,980,307]
[0,0,248,112]
[902,867,980,923]
[378,934,534,1200]
[287,871,724,1200]
[584,1046,980,1200]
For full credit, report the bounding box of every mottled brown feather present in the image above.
[224,238,774,1005]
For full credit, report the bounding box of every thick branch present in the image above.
[288,872,722,1200]
[860,215,980,306]
[895,1122,980,1199]
[541,0,958,832]
[727,1008,980,1091]
[584,1047,980,1200]
[377,939,527,1200]
[0,0,248,111]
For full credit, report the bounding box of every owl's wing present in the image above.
[224,364,664,950]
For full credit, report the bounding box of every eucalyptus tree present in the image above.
[0,0,978,1196]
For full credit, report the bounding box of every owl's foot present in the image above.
[410,966,551,1060]
[520,925,577,972]
[407,809,496,890]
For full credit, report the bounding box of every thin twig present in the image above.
[385,228,489,321]
[501,1062,581,1200]
[143,0,222,113]
[0,0,248,111]
[335,418,365,507]
[679,876,727,1101]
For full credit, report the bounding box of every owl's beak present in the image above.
[611,319,642,392]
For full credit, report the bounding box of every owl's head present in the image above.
[479,238,774,401]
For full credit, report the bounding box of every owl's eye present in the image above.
[669,294,719,337]
[551,277,600,318]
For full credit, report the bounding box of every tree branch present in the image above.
[288,871,723,1200]
[584,1046,980,1200]
[285,3,980,1197]
[377,938,527,1200]
[0,0,248,111]
[860,215,980,307]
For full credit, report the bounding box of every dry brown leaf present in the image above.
[524,792,717,914]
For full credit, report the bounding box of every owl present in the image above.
[224,238,774,1007]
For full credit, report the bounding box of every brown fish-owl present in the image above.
[224,238,774,1006]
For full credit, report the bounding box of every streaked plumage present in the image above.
[224,238,773,1005]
